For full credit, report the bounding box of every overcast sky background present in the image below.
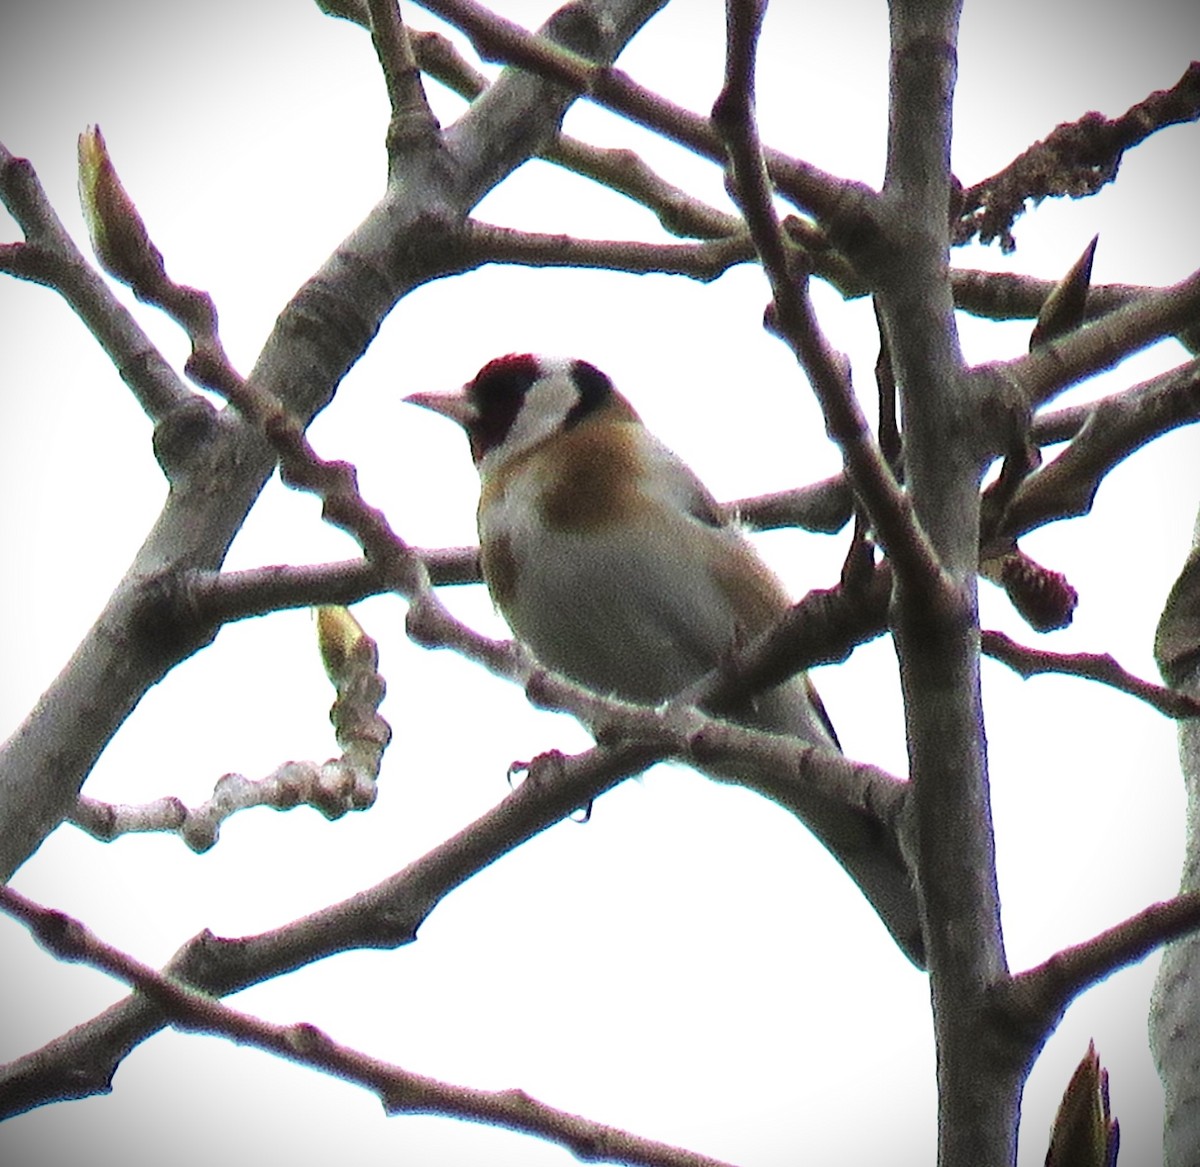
[1,2,1198,1164]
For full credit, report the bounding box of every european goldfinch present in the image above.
[408,354,923,966]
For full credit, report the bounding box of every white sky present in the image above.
[1,2,1198,1164]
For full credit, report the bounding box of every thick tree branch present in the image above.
[1150,505,1200,1162]
[876,3,1025,1163]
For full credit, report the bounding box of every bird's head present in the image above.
[405,354,637,473]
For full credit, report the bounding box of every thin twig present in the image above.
[711,0,948,601]
[464,221,755,280]
[417,0,866,226]
[402,20,749,241]
[950,267,1151,326]
[982,629,1200,719]
[0,141,191,421]
[367,0,442,169]
[187,548,480,625]
[731,474,853,533]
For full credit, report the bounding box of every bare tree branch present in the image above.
[2,339,914,1105]
[731,474,853,533]
[0,141,192,420]
[0,692,906,1117]
[549,139,743,239]
[711,0,947,604]
[76,126,245,397]
[0,888,735,1167]
[873,2,1023,1162]
[956,62,1200,251]
[68,751,377,850]
[463,220,755,280]
[950,266,1155,327]
[996,891,1200,1040]
[982,629,1200,720]
[69,607,391,850]
[185,549,479,626]
[415,0,1200,362]
[418,0,872,229]
[1002,358,1200,537]
[328,7,746,241]
[998,267,1200,411]
[367,0,444,174]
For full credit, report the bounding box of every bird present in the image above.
[406,353,924,966]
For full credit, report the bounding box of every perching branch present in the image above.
[0,693,905,1117]
[0,888,735,1167]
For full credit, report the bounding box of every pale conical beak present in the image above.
[404,388,477,429]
